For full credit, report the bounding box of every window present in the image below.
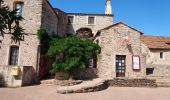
[9,46,19,65]
[68,16,74,24]
[88,58,94,68]
[160,52,164,59]
[14,2,24,16]
[88,16,95,25]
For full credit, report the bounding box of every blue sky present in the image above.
[49,0,170,36]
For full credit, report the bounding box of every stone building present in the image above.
[141,36,170,79]
[0,0,62,87]
[66,13,113,35]
[0,0,170,87]
[95,22,146,78]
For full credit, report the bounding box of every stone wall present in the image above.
[0,66,36,87]
[0,34,39,76]
[41,0,59,35]
[3,0,42,34]
[142,42,170,79]
[55,8,68,36]
[0,66,22,87]
[0,0,44,86]
[1,0,61,86]
[146,64,170,79]
[67,14,113,35]
[97,23,146,78]
[74,68,97,80]
[143,47,170,65]
[108,78,157,88]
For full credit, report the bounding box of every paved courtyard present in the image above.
[0,85,170,100]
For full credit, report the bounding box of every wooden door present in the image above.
[116,55,126,77]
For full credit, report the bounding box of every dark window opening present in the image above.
[9,46,19,65]
[88,16,95,25]
[68,16,74,24]
[146,68,154,75]
[160,52,163,59]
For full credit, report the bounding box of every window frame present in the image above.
[67,16,74,24]
[14,1,24,17]
[9,46,19,65]
[87,16,96,25]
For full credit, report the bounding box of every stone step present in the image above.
[57,78,109,94]
[40,79,54,85]
[156,80,170,87]
[157,83,170,87]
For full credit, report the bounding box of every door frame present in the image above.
[115,55,126,77]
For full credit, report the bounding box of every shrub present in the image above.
[48,35,100,79]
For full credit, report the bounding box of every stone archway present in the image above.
[76,27,93,39]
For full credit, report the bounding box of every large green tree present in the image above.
[0,0,24,43]
[48,35,101,79]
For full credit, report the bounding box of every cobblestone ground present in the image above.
[0,85,170,100]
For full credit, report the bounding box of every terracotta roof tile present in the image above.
[141,35,170,49]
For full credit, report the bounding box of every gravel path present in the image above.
[0,85,170,100]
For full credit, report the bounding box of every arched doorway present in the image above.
[76,27,93,39]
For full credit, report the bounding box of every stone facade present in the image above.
[0,0,60,87]
[54,8,68,36]
[41,0,59,35]
[96,22,146,78]
[108,78,157,88]
[67,13,113,35]
[143,48,170,65]
[141,36,170,79]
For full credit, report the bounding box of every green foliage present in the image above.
[0,0,24,43]
[37,27,49,41]
[37,27,51,54]
[48,35,101,75]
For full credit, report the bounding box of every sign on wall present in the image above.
[132,56,140,70]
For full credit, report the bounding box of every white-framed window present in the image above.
[14,2,24,17]
[68,16,74,24]
[160,52,164,59]
[9,46,19,65]
[88,16,95,25]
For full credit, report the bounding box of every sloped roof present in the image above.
[98,21,144,35]
[141,35,170,49]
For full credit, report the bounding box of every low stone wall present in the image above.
[55,68,97,80]
[74,68,97,80]
[0,66,37,87]
[108,78,157,88]
[54,80,82,86]
[57,79,109,94]
[0,66,22,87]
